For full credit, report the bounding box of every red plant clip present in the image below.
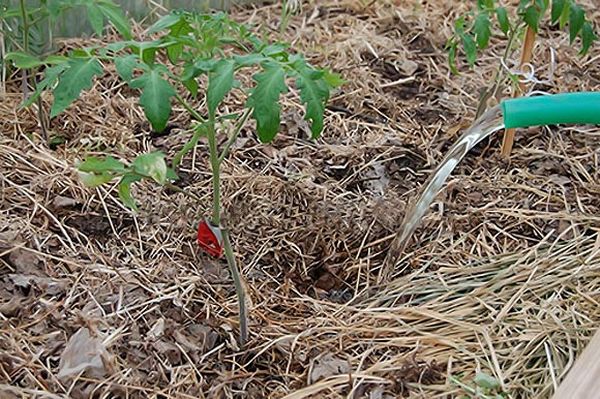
[197,219,224,258]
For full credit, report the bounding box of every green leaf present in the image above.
[164,18,192,64]
[4,52,44,69]
[181,58,217,80]
[322,70,346,88]
[559,0,570,29]
[78,171,115,188]
[132,152,168,184]
[246,63,289,143]
[166,167,178,182]
[473,13,491,49]
[86,3,105,36]
[579,21,596,55]
[292,59,330,138]
[524,5,540,32]
[234,53,267,67]
[148,12,182,34]
[569,4,585,43]
[118,173,142,211]
[496,7,510,35]
[22,63,68,108]
[130,69,176,132]
[78,156,128,173]
[207,59,235,116]
[551,0,566,23]
[50,57,104,118]
[114,54,137,82]
[454,16,466,35]
[182,78,199,97]
[474,372,500,390]
[97,0,132,39]
[462,34,477,66]
[448,42,459,75]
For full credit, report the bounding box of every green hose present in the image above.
[501,92,600,129]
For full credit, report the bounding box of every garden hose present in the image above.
[502,91,600,129]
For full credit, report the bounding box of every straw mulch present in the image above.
[1,0,599,398]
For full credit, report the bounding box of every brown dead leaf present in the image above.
[58,327,113,380]
[8,274,68,296]
[308,353,351,384]
[52,195,79,208]
[7,248,43,275]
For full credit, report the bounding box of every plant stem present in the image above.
[222,228,248,345]
[175,93,205,123]
[207,113,221,225]
[18,0,30,99]
[206,112,249,347]
[218,108,251,164]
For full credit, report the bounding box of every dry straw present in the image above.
[1,0,599,398]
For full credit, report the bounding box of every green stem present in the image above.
[176,93,205,123]
[218,108,251,164]
[207,113,221,226]
[18,0,29,98]
[173,122,207,168]
[222,228,248,346]
[206,112,249,347]
[280,0,290,36]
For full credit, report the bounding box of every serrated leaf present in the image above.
[569,4,585,43]
[130,69,176,132]
[496,7,510,35]
[473,13,491,49]
[132,152,168,184]
[86,3,105,36]
[474,372,500,390]
[4,51,44,69]
[207,59,235,116]
[118,173,142,211]
[462,34,477,66]
[293,59,330,138]
[114,54,137,82]
[246,63,288,143]
[50,57,103,117]
[551,0,566,23]
[78,171,115,188]
[579,21,596,55]
[524,5,540,32]
[78,156,128,173]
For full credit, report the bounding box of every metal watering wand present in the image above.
[382,92,600,279]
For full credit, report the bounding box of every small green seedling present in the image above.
[448,0,596,73]
[451,371,507,399]
[9,10,342,346]
[2,0,131,139]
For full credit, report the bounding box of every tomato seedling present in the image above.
[10,10,343,346]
